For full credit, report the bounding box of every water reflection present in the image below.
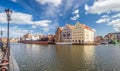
[11,43,120,71]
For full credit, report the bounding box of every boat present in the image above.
[101,42,108,44]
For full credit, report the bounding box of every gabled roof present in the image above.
[81,24,93,31]
[76,22,94,32]
[66,24,74,30]
[55,27,63,33]
[59,27,63,31]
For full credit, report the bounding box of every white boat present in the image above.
[56,42,72,45]
[101,42,108,44]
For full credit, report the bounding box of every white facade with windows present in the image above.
[72,22,95,44]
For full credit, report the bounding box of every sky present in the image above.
[0,0,120,38]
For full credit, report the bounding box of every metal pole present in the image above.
[7,19,9,48]
[5,9,12,63]
[0,31,1,39]
[7,18,10,48]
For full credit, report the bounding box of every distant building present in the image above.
[95,36,104,43]
[72,22,95,44]
[61,24,74,42]
[32,36,40,40]
[0,38,7,43]
[10,38,18,42]
[104,32,120,42]
[23,33,32,40]
[55,27,63,42]
[47,34,55,42]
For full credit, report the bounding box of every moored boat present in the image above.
[101,42,108,44]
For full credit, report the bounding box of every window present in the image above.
[76,40,77,42]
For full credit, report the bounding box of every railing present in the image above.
[9,50,20,71]
[0,47,9,71]
[0,45,20,71]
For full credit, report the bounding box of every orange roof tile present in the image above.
[66,24,74,30]
[76,22,93,31]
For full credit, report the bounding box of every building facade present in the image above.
[32,36,40,40]
[104,32,120,43]
[55,27,63,42]
[23,33,32,40]
[94,36,104,43]
[61,24,74,42]
[72,22,95,44]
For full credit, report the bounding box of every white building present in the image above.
[72,22,95,44]
[32,36,40,40]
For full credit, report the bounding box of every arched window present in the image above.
[76,40,77,42]
[72,40,74,41]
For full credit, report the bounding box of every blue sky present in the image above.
[0,0,120,38]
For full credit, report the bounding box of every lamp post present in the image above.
[0,31,3,39]
[5,9,12,52]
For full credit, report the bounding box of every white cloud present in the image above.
[0,11,58,37]
[107,19,120,25]
[0,26,29,37]
[0,27,7,32]
[96,18,110,23]
[36,0,62,7]
[95,12,120,31]
[71,14,79,21]
[71,9,80,21]
[36,22,59,35]
[45,5,60,18]
[111,13,120,18]
[85,0,120,31]
[64,0,74,12]
[12,12,32,24]
[101,15,109,18]
[31,25,36,29]
[31,20,51,27]
[11,0,17,2]
[107,19,120,31]
[72,9,79,14]
[0,12,51,27]
[85,0,120,14]
[85,4,89,11]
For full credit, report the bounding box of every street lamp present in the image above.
[0,31,3,39]
[5,9,12,49]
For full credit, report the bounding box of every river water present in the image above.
[11,43,120,71]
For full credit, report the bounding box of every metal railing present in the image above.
[0,45,20,71]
